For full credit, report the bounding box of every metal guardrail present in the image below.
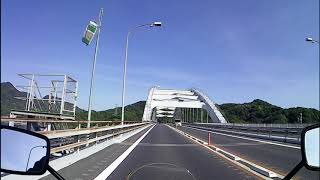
[185,123,317,144]
[194,122,313,129]
[40,123,147,139]
[49,124,147,153]
[1,118,150,155]
[1,117,142,129]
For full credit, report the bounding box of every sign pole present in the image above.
[87,8,103,128]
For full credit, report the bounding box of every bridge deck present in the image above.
[107,124,255,180]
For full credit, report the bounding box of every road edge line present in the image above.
[94,124,155,180]
[167,125,284,179]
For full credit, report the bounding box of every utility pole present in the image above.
[299,113,303,124]
[114,104,118,116]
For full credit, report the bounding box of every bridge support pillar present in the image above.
[182,109,184,122]
[201,109,203,123]
[196,108,199,122]
[192,108,194,123]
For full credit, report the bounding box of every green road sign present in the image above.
[82,21,98,46]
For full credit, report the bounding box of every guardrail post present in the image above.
[9,121,14,127]
[77,135,80,153]
[285,129,288,142]
[86,134,90,147]
[269,128,271,138]
[26,122,32,131]
[47,123,51,131]
[208,132,211,145]
[95,132,98,145]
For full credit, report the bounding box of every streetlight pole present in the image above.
[121,22,162,125]
[87,8,103,128]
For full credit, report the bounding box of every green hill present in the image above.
[218,99,319,124]
[1,82,27,116]
[75,101,146,121]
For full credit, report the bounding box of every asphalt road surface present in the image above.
[40,127,151,180]
[178,125,320,180]
[108,124,257,180]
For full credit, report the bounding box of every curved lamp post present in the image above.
[121,22,162,125]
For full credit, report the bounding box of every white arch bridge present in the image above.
[142,87,227,123]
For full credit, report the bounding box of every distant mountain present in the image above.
[76,101,146,121]
[218,99,319,124]
[1,82,27,115]
[1,82,319,123]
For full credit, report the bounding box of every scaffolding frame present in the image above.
[11,74,78,120]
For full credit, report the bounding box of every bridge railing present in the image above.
[194,122,313,129]
[1,118,149,155]
[184,122,316,144]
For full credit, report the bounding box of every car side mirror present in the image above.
[301,125,320,170]
[283,124,319,180]
[0,125,50,175]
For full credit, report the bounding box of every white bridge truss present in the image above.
[11,74,78,120]
[142,87,227,123]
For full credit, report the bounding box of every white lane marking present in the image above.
[94,125,155,180]
[183,126,300,149]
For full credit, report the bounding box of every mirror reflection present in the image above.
[304,127,320,168]
[1,128,48,173]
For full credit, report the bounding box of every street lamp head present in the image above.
[151,22,162,27]
[306,37,313,42]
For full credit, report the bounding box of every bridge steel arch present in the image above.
[142,87,227,123]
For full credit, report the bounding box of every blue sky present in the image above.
[1,0,319,110]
